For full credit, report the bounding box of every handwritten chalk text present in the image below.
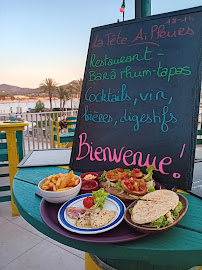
[76,132,174,174]
[119,106,177,132]
[85,84,131,103]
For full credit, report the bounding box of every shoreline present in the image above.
[0,98,59,104]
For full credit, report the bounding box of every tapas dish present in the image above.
[38,170,81,203]
[124,190,188,233]
[99,166,156,202]
[58,189,126,234]
[39,165,189,238]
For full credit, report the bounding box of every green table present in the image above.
[13,166,202,270]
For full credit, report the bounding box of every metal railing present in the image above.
[0,110,78,155]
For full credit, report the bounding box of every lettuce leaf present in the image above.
[173,201,183,218]
[147,186,155,193]
[114,179,124,191]
[99,170,107,182]
[91,188,109,209]
[143,165,155,181]
[150,216,169,228]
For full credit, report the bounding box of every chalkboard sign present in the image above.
[70,6,202,190]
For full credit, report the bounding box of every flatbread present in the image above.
[142,190,179,210]
[131,190,179,225]
[90,210,117,229]
[131,200,170,224]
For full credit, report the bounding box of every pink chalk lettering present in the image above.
[89,143,95,161]
[94,147,104,162]
[180,144,186,158]
[75,133,173,175]
[102,146,126,163]
[158,157,172,174]
[76,133,90,161]
[173,172,181,178]
[122,150,133,166]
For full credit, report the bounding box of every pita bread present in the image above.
[142,190,179,210]
[131,190,179,225]
[131,200,170,224]
[90,210,116,229]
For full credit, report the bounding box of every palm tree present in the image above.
[57,86,67,111]
[39,78,57,111]
[66,79,83,109]
[68,78,83,98]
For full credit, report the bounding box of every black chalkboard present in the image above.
[70,6,202,190]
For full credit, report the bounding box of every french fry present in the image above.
[43,179,50,186]
[52,184,57,192]
[51,178,57,184]
[41,171,79,192]
[57,187,73,191]
[59,171,73,189]
[74,179,79,186]
[41,185,50,190]
[56,178,62,190]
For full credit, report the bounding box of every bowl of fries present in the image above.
[38,170,81,203]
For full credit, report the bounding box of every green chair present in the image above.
[0,131,23,202]
[197,129,202,144]
[66,116,77,132]
[51,121,75,148]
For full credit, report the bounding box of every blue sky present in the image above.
[1,0,201,88]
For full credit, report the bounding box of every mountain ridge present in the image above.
[0,81,78,96]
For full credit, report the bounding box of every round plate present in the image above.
[40,199,148,243]
[124,193,188,233]
[58,193,126,234]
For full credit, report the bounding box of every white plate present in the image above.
[58,193,126,234]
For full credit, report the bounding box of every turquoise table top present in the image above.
[13,166,202,270]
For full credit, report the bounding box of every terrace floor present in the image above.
[0,176,85,270]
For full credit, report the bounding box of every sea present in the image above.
[0,100,80,114]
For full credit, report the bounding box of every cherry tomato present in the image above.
[133,168,140,173]
[129,179,134,184]
[127,183,134,191]
[139,183,147,191]
[83,196,95,208]
[124,179,128,184]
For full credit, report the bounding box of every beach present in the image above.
[0,97,80,114]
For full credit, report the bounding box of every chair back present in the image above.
[0,132,8,162]
[51,121,60,148]
[66,116,77,132]
[197,129,202,144]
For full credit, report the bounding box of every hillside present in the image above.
[0,80,78,97]
[0,84,40,96]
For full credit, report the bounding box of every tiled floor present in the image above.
[0,175,85,270]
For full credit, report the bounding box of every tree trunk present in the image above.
[50,96,52,111]
[63,99,65,112]
[60,99,62,111]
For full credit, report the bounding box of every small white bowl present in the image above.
[38,175,81,204]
